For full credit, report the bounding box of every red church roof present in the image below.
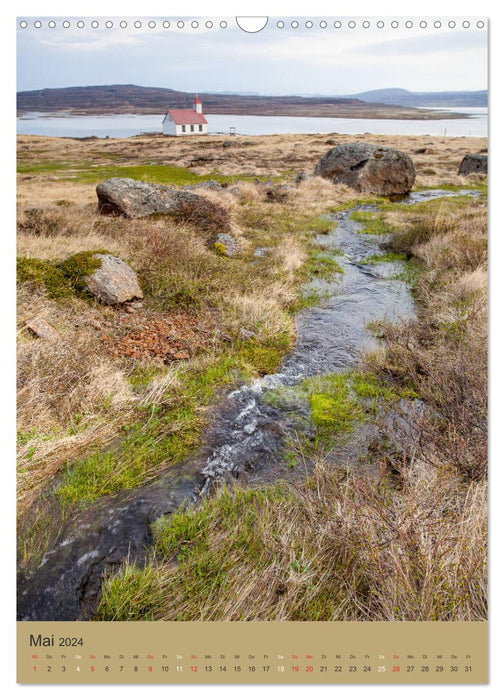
[167,109,207,125]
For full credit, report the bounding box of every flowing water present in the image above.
[17,189,480,621]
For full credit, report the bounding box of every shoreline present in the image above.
[17,106,470,121]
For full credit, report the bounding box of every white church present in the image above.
[162,97,208,136]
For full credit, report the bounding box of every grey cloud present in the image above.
[353,31,487,57]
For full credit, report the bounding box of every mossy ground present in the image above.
[17,250,106,299]
[349,210,394,235]
[18,161,288,187]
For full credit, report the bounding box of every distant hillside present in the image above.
[16,84,466,120]
[354,88,487,108]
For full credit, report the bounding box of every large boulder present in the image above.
[314,143,415,195]
[97,178,208,218]
[458,154,487,175]
[96,178,231,233]
[84,254,143,304]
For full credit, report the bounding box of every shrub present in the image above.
[168,197,232,234]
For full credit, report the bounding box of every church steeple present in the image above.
[193,94,202,114]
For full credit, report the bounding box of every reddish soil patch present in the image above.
[101,312,214,364]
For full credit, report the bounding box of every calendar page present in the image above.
[16,14,488,685]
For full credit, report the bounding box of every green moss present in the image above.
[330,196,382,212]
[213,242,227,256]
[309,387,363,436]
[389,259,423,288]
[127,363,164,390]
[17,161,80,174]
[349,210,394,235]
[290,288,328,312]
[17,251,106,300]
[19,161,287,187]
[238,334,291,376]
[307,218,334,235]
[300,370,414,446]
[58,251,104,295]
[17,257,71,298]
[305,251,343,279]
[239,208,335,239]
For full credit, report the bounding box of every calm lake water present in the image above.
[17,107,487,139]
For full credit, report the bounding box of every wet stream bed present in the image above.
[17,189,480,621]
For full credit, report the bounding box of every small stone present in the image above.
[25,317,61,342]
[182,179,223,192]
[210,233,240,258]
[253,247,272,258]
[239,328,256,340]
[265,185,290,203]
[243,420,257,435]
[295,170,308,184]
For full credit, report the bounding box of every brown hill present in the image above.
[16,84,464,120]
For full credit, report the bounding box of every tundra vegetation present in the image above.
[17,132,487,621]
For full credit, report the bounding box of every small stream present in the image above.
[17,189,479,621]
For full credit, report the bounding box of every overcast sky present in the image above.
[16,17,488,95]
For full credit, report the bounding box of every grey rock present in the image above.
[458,154,488,175]
[295,170,308,184]
[210,233,240,258]
[222,140,234,148]
[96,178,207,218]
[265,185,290,203]
[315,142,416,196]
[253,247,272,258]
[239,328,256,340]
[84,254,143,304]
[26,317,61,342]
[182,179,223,192]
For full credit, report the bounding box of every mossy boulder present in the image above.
[17,251,142,304]
[83,254,143,304]
[315,142,415,196]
